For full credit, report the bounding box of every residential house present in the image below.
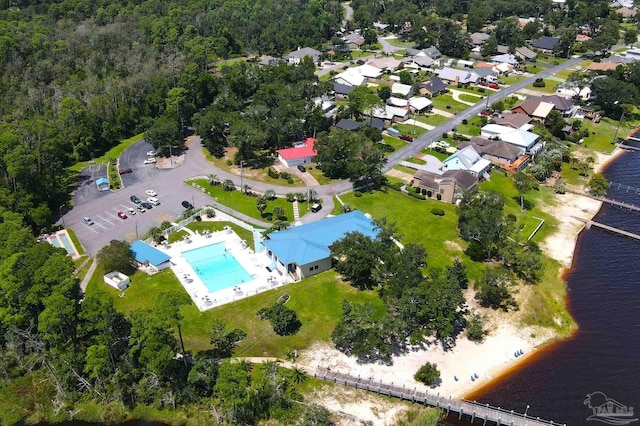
[494,62,514,74]
[422,46,442,60]
[540,94,575,116]
[333,64,383,86]
[496,45,510,54]
[287,47,322,65]
[259,56,285,66]
[586,62,622,73]
[365,117,385,130]
[371,105,409,123]
[343,32,365,50]
[556,85,592,101]
[529,37,560,53]
[411,169,478,203]
[409,96,433,113]
[511,98,556,120]
[473,66,498,81]
[470,32,491,45]
[481,124,544,154]
[442,145,492,177]
[515,46,537,61]
[131,241,171,272]
[457,59,475,68]
[576,34,592,43]
[624,48,640,60]
[373,22,389,31]
[391,82,413,98]
[492,113,533,130]
[314,98,337,118]
[616,6,638,18]
[458,137,529,171]
[490,53,519,66]
[435,67,480,84]
[277,138,317,167]
[387,97,408,107]
[261,210,378,280]
[419,76,448,96]
[405,55,436,69]
[333,82,354,99]
[368,57,404,72]
[335,118,361,131]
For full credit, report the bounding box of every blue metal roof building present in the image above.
[95,177,110,191]
[262,210,378,280]
[131,240,171,272]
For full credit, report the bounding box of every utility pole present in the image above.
[59,205,65,228]
[240,160,246,190]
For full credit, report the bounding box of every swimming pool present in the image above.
[182,242,253,292]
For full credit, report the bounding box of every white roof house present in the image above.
[491,54,519,66]
[391,82,413,97]
[443,146,492,177]
[556,86,592,101]
[409,96,433,112]
[531,102,555,119]
[372,105,410,121]
[481,124,540,151]
[435,67,480,84]
[387,97,409,107]
[333,64,383,87]
[357,64,384,78]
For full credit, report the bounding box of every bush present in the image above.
[431,208,445,216]
[436,193,442,200]
[446,105,451,109]
[287,178,294,184]
[408,191,426,200]
[461,119,468,125]
[388,182,403,191]
[280,172,291,180]
[477,87,485,93]
[268,168,280,179]
[466,312,487,342]
[512,196,535,210]
[354,191,363,198]
[286,193,296,202]
[226,159,233,166]
[532,78,545,88]
[414,362,440,385]
[257,303,301,336]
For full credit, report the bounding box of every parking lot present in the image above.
[65,140,214,256]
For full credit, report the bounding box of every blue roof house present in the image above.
[96,177,110,191]
[262,210,378,280]
[131,240,171,272]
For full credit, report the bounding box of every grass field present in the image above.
[457,93,483,104]
[580,118,635,154]
[382,134,409,151]
[87,267,384,356]
[418,113,449,126]
[523,79,560,94]
[395,123,427,137]
[430,94,470,114]
[420,148,449,161]
[453,116,484,136]
[70,133,145,172]
[501,74,527,85]
[394,164,417,175]
[405,157,427,165]
[188,178,309,222]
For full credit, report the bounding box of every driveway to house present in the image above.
[378,36,409,55]
[449,89,482,106]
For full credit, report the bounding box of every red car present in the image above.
[119,168,132,175]
[488,83,499,90]
[117,211,127,219]
[400,134,414,142]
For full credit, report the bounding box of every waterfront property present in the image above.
[262,210,378,281]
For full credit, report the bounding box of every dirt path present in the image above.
[384,168,414,182]
[430,108,455,118]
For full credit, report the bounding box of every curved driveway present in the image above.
[64,57,583,256]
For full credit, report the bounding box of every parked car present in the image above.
[145,189,157,197]
[311,203,322,213]
[117,211,127,219]
[182,201,194,209]
[118,168,132,175]
[141,202,153,210]
[128,207,137,215]
[130,195,141,204]
[83,216,94,225]
[143,158,156,164]
[147,197,160,206]
[400,134,413,142]
[137,205,146,213]
[146,150,157,156]
[488,83,499,90]
[297,164,306,172]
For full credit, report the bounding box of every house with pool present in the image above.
[261,210,378,281]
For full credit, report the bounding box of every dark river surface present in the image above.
[448,149,640,425]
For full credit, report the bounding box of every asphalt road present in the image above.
[64,57,584,256]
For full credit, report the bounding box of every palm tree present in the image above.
[289,366,307,384]
[208,173,218,186]
[307,188,318,203]
[242,184,251,195]
[256,196,267,217]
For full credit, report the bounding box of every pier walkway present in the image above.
[566,189,640,213]
[572,216,640,240]
[314,367,565,425]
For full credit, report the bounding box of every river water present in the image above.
[456,150,640,425]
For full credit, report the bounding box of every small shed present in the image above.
[387,128,400,137]
[104,271,130,290]
[96,177,110,191]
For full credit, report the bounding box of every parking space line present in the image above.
[84,224,99,234]
[96,215,117,227]
[92,220,109,230]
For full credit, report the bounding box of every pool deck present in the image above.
[43,229,80,259]
[158,228,292,311]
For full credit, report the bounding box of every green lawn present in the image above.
[405,157,427,165]
[420,148,450,161]
[70,133,145,172]
[451,85,491,96]
[382,134,409,151]
[387,38,415,48]
[523,79,560,94]
[188,179,308,222]
[306,163,337,185]
[501,74,527,85]
[394,164,417,175]
[395,123,427,137]
[430,94,470,114]
[66,227,85,255]
[418,113,449,126]
[87,268,384,356]
[580,118,635,154]
[554,60,591,80]
[457,93,483,104]
[454,116,484,136]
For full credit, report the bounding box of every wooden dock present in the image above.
[572,216,640,240]
[314,368,564,425]
[566,189,640,213]
[619,142,640,151]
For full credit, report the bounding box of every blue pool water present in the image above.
[59,233,76,256]
[182,242,253,292]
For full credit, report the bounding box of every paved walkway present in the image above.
[400,118,434,130]
[431,108,455,118]
[80,258,97,293]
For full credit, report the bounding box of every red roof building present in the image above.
[277,138,317,167]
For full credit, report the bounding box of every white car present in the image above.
[145,189,157,197]
[146,150,157,156]
[128,207,136,215]
[143,158,156,164]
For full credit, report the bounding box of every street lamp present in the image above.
[59,205,65,228]
[524,405,530,417]
[240,160,246,191]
